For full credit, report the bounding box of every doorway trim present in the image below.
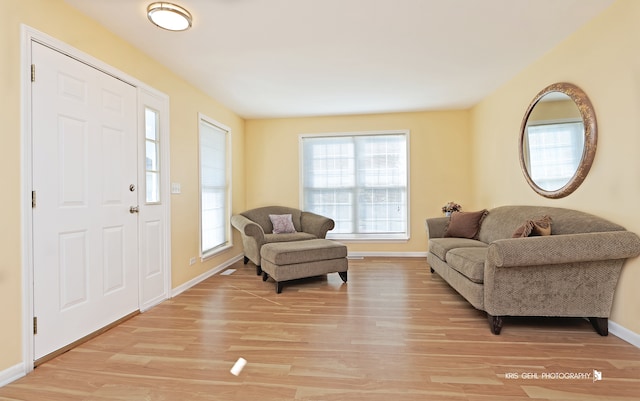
[20,25,172,375]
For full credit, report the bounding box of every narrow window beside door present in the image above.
[199,115,231,257]
[145,107,161,203]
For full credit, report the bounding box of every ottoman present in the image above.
[260,239,348,293]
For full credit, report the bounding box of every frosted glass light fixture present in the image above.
[147,2,192,31]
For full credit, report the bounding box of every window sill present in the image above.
[201,243,232,261]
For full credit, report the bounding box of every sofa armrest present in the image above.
[425,217,449,239]
[487,231,640,268]
[231,214,265,242]
[301,212,335,239]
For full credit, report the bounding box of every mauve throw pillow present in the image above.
[444,210,489,239]
[269,214,297,234]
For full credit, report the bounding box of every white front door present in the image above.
[32,42,139,360]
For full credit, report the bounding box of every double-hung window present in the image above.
[524,120,584,191]
[301,131,409,240]
[199,114,231,258]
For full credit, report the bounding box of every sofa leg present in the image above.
[338,271,348,283]
[487,314,503,335]
[589,317,608,336]
[256,265,262,276]
[430,267,434,273]
[276,282,283,294]
[243,256,249,265]
[262,272,269,282]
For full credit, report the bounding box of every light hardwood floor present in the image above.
[2,257,640,400]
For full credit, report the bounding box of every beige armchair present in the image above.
[231,206,335,275]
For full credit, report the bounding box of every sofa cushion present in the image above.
[269,214,297,234]
[446,247,487,284]
[429,238,487,261]
[512,215,552,238]
[444,210,488,239]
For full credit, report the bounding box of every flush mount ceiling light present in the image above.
[147,2,192,31]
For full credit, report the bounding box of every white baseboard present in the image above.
[171,254,243,297]
[0,363,26,387]
[347,251,428,258]
[609,320,640,348]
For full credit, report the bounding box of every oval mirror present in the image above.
[519,82,597,198]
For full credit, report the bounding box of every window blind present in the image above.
[200,118,229,255]
[301,132,408,240]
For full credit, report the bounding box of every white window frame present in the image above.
[299,130,410,241]
[198,113,232,259]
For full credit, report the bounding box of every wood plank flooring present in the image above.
[1,257,640,400]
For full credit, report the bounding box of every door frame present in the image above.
[20,25,172,373]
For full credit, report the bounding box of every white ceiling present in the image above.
[63,0,614,119]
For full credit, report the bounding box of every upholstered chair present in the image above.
[231,206,335,275]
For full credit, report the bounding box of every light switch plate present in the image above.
[171,182,181,194]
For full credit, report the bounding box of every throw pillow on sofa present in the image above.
[512,215,552,238]
[444,209,489,239]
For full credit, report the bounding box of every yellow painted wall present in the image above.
[1,0,245,372]
[471,0,640,333]
[245,111,474,253]
[3,0,639,383]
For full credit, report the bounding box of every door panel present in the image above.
[59,231,88,310]
[103,226,125,294]
[59,116,88,205]
[32,42,139,360]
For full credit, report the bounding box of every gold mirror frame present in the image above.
[519,82,597,199]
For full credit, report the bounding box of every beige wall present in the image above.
[245,111,474,253]
[1,0,245,372]
[471,0,640,333]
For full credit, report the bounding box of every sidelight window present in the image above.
[144,107,161,204]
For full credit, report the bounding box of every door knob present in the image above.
[129,206,139,214]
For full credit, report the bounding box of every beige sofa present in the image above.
[231,206,335,275]
[426,205,640,335]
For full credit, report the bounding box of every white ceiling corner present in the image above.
[63,0,615,119]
